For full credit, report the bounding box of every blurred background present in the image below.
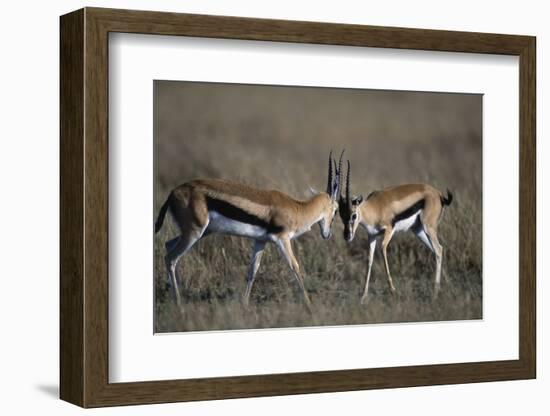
[154,80,482,332]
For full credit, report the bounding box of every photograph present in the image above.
[153,80,482,333]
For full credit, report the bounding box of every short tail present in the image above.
[441,189,453,207]
[155,192,173,233]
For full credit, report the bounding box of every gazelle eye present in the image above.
[351,213,357,221]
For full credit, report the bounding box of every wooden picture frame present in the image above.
[60,7,536,408]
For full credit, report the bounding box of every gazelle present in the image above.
[155,151,343,311]
[338,160,453,303]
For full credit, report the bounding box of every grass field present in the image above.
[154,81,482,333]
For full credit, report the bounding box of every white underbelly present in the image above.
[363,223,382,236]
[393,211,421,233]
[207,212,268,239]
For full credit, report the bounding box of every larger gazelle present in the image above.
[338,160,453,303]
[155,151,343,311]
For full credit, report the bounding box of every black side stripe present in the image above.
[206,196,284,234]
[392,199,425,226]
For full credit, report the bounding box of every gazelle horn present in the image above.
[346,159,351,204]
[327,150,334,195]
[336,150,344,199]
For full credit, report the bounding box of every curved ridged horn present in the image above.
[336,150,345,199]
[332,159,338,196]
[326,150,334,195]
[346,160,351,205]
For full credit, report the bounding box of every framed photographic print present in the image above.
[60,7,536,408]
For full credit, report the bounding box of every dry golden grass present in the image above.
[154,81,482,333]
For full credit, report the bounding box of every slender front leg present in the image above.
[360,237,377,304]
[381,227,397,295]
[243,240,266,306]
[277,238,312,308]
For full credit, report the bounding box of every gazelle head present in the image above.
[338,160,364,242]
[317,150,344,240]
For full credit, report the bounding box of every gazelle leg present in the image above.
[164,228,204,310]
[277,238,312,308]
[360,237,377,304]
[165,237,180,252]
[425,227,443,298]
[243,240,266,306]
[165,237,182,287]
[381,227,397,295]
[413,228,435,254]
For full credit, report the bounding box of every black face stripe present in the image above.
[338,201,351,222]
[392,199,425,226]
[206,196,284,234]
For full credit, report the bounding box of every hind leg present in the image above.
[417,199,445,298]
[424,226,443,298]
[381,227,397,295]
[413,223,435,253]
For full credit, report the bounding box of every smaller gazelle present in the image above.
[155,151,343,311]
[338,160,453,303]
